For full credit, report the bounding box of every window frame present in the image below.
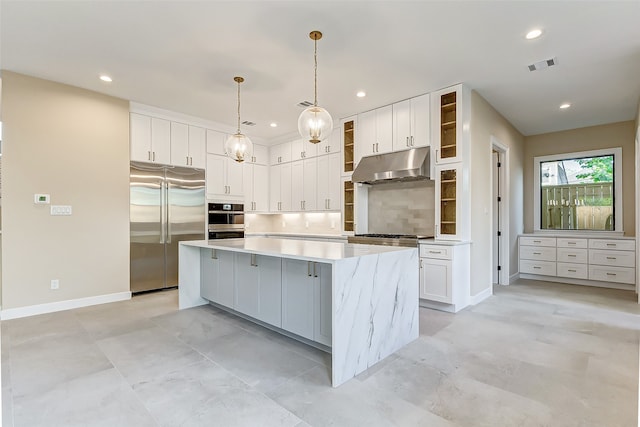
[533,147,623,233]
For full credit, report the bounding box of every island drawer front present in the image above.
[589,250,635,268]
[520,236,556,247]
[588,265,635,284]
[557,248,587,264]
[557,263,588,280]
[556,238,588,249]
[419,245,452,260]
[520,260,556,276]
[589,239,635,251]
[519,246,556,262]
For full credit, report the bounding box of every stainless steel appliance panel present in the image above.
[130,162,205,293]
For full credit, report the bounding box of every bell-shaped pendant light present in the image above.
[225,76,253,163]
[298,31,333,144]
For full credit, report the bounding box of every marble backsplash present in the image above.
[367,180,435,236]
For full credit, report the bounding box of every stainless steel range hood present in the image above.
[351,147,431,184]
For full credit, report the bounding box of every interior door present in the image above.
[130,162,165,292]
[166,166,206,287]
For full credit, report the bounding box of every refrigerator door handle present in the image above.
[166,180,172,243]
[159,180,165,244]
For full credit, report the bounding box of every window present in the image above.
[534,148,622,232]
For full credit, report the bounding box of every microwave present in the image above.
[208,203,244,238]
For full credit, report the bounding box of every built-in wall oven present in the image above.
[208,203,244,239]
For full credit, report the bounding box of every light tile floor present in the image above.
[1,279,639,426]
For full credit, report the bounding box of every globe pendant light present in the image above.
[298,30,333,144]
[225,76,253,163]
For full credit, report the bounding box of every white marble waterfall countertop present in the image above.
[181,237,414,263]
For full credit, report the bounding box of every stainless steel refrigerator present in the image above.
[130,162,205,293]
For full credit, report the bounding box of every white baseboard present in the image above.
[470,287,493,305]
[509,272,520,284]
[0,291,132,320]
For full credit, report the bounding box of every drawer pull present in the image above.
[533,240,541,243]
[606,243,616,247]
[533,266,541,269]
[429,250,442,254]
[606,257,616,260]
[568,269,576,272]
[606,272,616,276]
[533,252,541,255]
[568,242,576,245]
[568,254,576,257]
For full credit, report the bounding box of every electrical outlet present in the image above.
[51,279,59,290]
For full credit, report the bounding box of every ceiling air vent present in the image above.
[241,120,256,126]
[528,57,558,72]
[297,100,313,108]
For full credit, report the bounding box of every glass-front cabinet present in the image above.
[343,179,354,232]
[431,85,462,165]
[435,164,462,240]
[342,117,355,175]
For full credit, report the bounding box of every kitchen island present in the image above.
[179,237,418,387]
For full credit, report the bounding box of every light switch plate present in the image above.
[51,205,72,216]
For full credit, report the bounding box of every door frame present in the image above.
[491,136,510,286]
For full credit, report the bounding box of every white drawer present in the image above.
[419,245,452,260]
[519,246,556,262]
[557,248,587,264]
[589,239,635,251]
[588,265,635,284]
[589,249,635,268]
[520,260,556,276]
[520,236,556,247]
[556,238,588,249]
[557,263,588,280]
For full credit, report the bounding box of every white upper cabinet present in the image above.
[317,153,341,211]
[269,163,292,212]
[317,127,341,155]
[206,153,244,200]
[355,105,393,164]
[188,126,206,168]
[393,94,430,150]
[244,163,269,212]
[170,123,206,168]
[130,113,171,164]
[291,138,318,160]
[270,141,292,165]
[246,144,268,165]
[206,129,226,156]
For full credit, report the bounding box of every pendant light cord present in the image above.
[236,80,241,134]
[314,36,318,107]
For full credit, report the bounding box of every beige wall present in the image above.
[523,121,636,236]
[470,91,525,295]
[1,71,130,309]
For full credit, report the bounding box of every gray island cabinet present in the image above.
[179,237,419,387]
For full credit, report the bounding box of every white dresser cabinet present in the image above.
[519,235,636,289]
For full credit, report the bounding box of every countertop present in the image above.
[418,238,471,246]
[245,232,347,240]
[180,237,415,263]
[519,232,635,240]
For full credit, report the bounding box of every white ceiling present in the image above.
[1,1,639,142]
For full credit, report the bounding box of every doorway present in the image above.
[491,137,509,286]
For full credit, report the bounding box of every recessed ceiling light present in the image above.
[559,103,571,109]
[270,123,278,128]
[526,29,543,40]
[356,91,366,98]
[99,74,112,82]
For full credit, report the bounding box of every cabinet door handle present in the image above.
[250,254,257,267]
[419,259,423,268]
[435,149,438,162]
[211,249,217,259]
[372,143,375,153]
[152,151,156,161]
[186,156,190,165]
[313,262,318,278]
[308,261,312,277]
[406,137,409,147]
[411,136,414,146]
[376,143,379,152]
[148,151,152,161]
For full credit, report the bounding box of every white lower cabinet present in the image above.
[234,253,282,327]
[282,259,332,345]
[419,242,470,312]
[201,249,235,308]
[519,235,636,288]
